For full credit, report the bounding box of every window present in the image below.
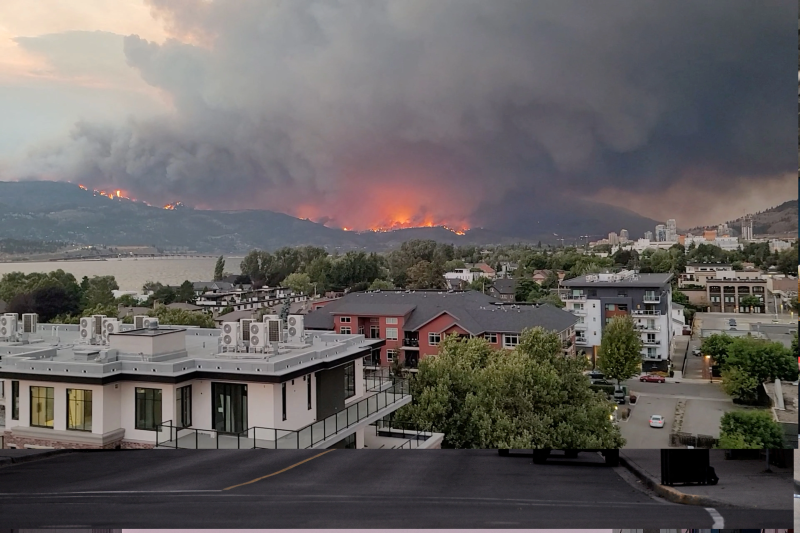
[11,380,19,421]
[307,374,312,410]
[503,334,519,348]
[135,388,162,430]
[483,333,497,343]
[340,316,351,323]
[647,347,658,359]
[428,332,441,346]
[344,362,355,400]
[339,326,351,334]
[67,389,92,431]
[369,326,380,339]
[385,327,398,340]
[282,383,287,421]
[385,317,398,325]
[386,349,398,362]
[574,303,583,310]
[30,386,54,428]
[646,334,656,343]
[605,304,616,311]
[176,385,192,428]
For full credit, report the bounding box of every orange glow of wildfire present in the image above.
[163,202,185,210]
[77,183,157,206]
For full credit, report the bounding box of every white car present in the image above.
[649,415,665,428]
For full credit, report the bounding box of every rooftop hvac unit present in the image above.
[266,319,282,345]
[221,322,239,348]
[0,314,17,338]
[22,313,38,334]
[249,322,264,349]
[92,315,106,336]
[142,317,159,329]
[102,318,121,339]
[287,315,304,343]
[134,315,149,329]
[262,314,279,323]
[240,319,254,342]
[79,316,94,342]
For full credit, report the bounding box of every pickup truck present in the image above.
[498,448,620,466]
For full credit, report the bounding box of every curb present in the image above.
[0,449,73,467]
[619,454,731,508]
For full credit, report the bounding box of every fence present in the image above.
[669,431,718,448]
[370,416,434,449]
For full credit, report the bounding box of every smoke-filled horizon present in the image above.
[3,0,796,231]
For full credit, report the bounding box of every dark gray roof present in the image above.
[214,310,257,323]
[304,290,576,335]
[561,273,673,288]
[193,281,234,291]
[491,278,516,294]
[166,302,204,311]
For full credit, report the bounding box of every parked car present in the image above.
[691,348,701,357]
[649,415,665,428]
[639,374,666,383]
[729,318,737,326]
[613,387,626,404]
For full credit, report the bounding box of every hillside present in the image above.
[0,181,664,252]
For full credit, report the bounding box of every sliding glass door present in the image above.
[212,383,248,434]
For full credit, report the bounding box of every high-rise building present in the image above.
[644,231,653,240]
[655,224,667,242]
[608,232,619,245]
[717,223,730,237]
[741,214,753,241]
[666,219,677,241]
[619,229,629,241]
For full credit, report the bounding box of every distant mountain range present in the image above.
[0,180,666,252]
[683,200,798,237]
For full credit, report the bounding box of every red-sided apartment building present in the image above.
[303,290,578,368]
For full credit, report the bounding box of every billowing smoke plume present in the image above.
[10,0,796,230]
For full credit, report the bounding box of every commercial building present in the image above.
[0,314,436,450]
[619,229,629,242]
[655,224,667,242]
[666,219,677,242]
[559,271,674,372]
[303,290,578,368]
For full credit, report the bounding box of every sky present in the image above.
[0,0,795,232]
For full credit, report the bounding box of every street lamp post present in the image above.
[705,355,712,383]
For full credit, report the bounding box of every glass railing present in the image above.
[156,380,411,450]
[563,294,587,301]
[632,309,661,316]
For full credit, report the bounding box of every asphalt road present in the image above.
[0,450,791,528]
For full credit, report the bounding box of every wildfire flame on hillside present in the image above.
[77,183,153,206]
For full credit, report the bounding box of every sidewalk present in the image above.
[621,449,793,509]
[0,448,72,467]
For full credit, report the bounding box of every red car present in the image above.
[639,374,666,383]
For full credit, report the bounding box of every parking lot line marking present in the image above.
[705,507,724,528]
[223,450,336,491]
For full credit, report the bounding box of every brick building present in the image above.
[303,290,578,368]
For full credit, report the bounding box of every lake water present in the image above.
[0,256,244,291]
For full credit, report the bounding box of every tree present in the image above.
[393,328,624,449]
[514,279,536,302]
[467,278,491,293]
[213,256,225,281]
[406,260,445,290]
[541,270,560,290]
[739,295,762,313]
[724,336,798,384]
[597,316,643,386]
[147,285,177,306]
[282,272,312,296]
[83,276,119,308]
[776,245,798,276]
[672,291,689,305]
[176,280,195,303]
[721,367,761,403]
[115,294,141,307]
[369,279,394,291]
[700,334,734,366]
[718,410,785,449]
[533,293,565,308]
[149,307,215,328]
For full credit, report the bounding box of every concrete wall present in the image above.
[274,374,317,430]
[119,381,175,444]
[109,330,185,357]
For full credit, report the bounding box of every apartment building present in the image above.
[678,263,735,288]
[0,314,433,450]
[559,271,674,372]
[303,290,578,368]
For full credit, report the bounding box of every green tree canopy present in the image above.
[369,279,394,291]
[282,272,312,296]
[83,276,119,308]
[597,315,643,385]
[717,410,785,449]
[176,280,195,303]
[394,328,624,449]
[213,255,225,281]
[720,367,761,403]
[724,336,797,384]
[700,334,735,366]
[405,260,445,290]
[148,307,215,328]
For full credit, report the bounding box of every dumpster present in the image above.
[660,449,718,486]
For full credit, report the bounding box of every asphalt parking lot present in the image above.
[0,449,790,528]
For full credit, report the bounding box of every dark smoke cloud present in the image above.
[10,0,796,229]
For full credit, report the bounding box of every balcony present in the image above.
[563,294,587,301]
[642,294,661,304]
[575,337,588,346]
[635,323,661,332]
[632,309,661,316]
[570,307,587,316]
[643,339,661,346]
[574,322,588,330]
[642,352,663,361]
[402,338,420,349]
[156,380,411,450]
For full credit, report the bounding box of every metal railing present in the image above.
[642,339,661,345]
[402,338,420,347]
[371,417,434,449]
[570,308,587,316]
[642,294,661,303]
[156,380,411,450]
[632,309,661,316]
[574,322,588,330]
[575,337,588,345]
[563,294,587,301]
[635,324,661,331]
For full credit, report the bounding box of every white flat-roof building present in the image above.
[0,314,440,450]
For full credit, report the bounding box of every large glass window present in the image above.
[339,326,351,334]
[385,328,398,340]
[503,334,519,348]
[176,385,192,428]
[344,362,355,399]
[67,389,92,431]
[135,388,162,430]
[30,386,54,428]
[428,332,441,346]
[212,383,247,433]
[11,380,19,420]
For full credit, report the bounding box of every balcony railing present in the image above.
[643,339,661,346]
[642,294,661,303]
[570,308,587,316]
[635,324,661,331]
[575,337,588,345]
[156,379,410,450]
[574,322,588,330]
[632,309,661,316]
[402,338,420,348]
[563,294,587,301]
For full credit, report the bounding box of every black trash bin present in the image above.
[660,449,716,486]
